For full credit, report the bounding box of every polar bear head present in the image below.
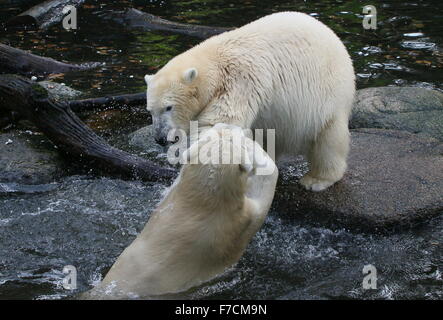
[145,51,221,145]
[145,57,209,146]
[177,124,254,204]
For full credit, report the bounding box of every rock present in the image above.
[275,129,443,230]
[127,125,171,167]
[0,131,65,184]
[38,81,82,101]
[351,87,443,141]
[128,125,160,152]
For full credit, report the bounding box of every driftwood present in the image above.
[104,8,231,39]
[0,43,100,77]
[0,75,176,182]
[68,92,146,112]
[6,0,84,30]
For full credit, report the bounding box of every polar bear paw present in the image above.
[299,174,334,192]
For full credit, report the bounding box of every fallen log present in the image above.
[6,0,84,30]
[68,92,146,112]
[0,74,176,182]
[103,8,231,39]
[0,43,101,77]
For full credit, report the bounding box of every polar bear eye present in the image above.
[165,106,173,112]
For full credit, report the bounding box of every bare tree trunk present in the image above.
[68,92,146,112]
[103,8,232,39]
[0,74,176,182]
[0,43,101,77]
[6,0,84,30]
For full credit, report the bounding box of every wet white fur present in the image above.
[146,12,355,191]
[82,125,278,299]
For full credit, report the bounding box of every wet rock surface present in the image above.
[276,129,443,230]
[350,87,443,141]
[0,131,66,184]
[128,125,171,167]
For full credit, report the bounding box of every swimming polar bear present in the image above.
[145,11,355,191]
[81,124,278,299]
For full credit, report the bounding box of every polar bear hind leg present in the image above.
[300,113,350,192]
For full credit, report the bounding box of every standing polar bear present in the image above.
[81,125,278,299]
[145,11,355,191]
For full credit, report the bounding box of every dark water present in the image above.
[0,0,442,299]
[0,174,442,300]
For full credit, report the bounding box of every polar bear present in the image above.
[81,124,278,299]
[145,11,355,191]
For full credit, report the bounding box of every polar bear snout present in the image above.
[152,115,173,146]
[154,133,168,146]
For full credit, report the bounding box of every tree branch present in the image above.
[6,0,84,30]
[103,8,232,39]
[0,43,101,77]
[68,92,146,112]
[0,74,176,182]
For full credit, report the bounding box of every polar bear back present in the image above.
[191,11,355,155]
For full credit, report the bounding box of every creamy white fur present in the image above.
[82,125,278,299]
[146,12,355,191]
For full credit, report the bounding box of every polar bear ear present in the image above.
[183,68,198,84]
[144,74,154,85]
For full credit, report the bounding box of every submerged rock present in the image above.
[351,87,443,141]
[0,131,65,184]
[276,129,443,230]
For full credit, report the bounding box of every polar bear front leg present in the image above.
[300,114,350,192]
[245,143,279,222]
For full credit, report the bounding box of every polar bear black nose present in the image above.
[155,135,168,146]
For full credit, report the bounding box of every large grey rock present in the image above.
[351,87,443,141]
[275,129,443,230]
[0,131,65,184]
